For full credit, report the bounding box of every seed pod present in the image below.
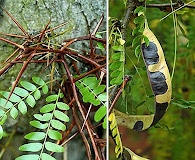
[113,19,172,131]
[138,19,172,130]
[109,113,123,158]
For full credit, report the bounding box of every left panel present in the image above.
[0,0,107,160]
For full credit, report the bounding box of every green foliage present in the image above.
[0,77,70,160]
[16,84,69,160]
[109,18,125,86]
[0,77,48,131]
[76,76,107,129]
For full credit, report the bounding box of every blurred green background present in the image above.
[109,0,195,159]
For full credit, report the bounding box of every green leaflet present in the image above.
[51,119,66,131]
[20,81,37,91]
[54,110,69,122]
[41,153,56,160]
[0,98,13,109]
[0,125,3,139]
[19,143,42,152]
[32,76,46,86]
[10,107,18,119]
[48,130,62,140]
[46,95,59,102]
[25,132,46,141]
[94,105,107,122]
[45,142,64,152]
[13,87,29,97]
[0,91,21,103]
[40,104,56,113]
[34,113,52,121]
[56,102,69,110]
[16,154,39,160]
[18,101,27,114]
[26,95,36,107]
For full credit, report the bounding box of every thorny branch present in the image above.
[0,7,106,160]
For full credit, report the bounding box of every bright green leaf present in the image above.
[132,27,140,36]
[83,77,99,88]
[83,93,95,103]
[132,35,141,47]
[42,84,49,94]
[59,93,64,98]
[110,61,122,70]
[26,95,36,107]
[0,115,7,125]
[46,95,58,102]
[40,104,55,113]
[56,102,69,110]
[25,132,45,140]
[91,99,101,106]
[16,154,39,160]
[10,107,18,119]
[102,117,107,129]
[111,52,121,60]
[41,153,56,160]
[143,35,150,47]
[134,6,144,14]
[0,109,5,117]
[93,85,106,95]
[0,125,3,139]
[0,91,21,102]
[112,45,124,51]
[13,87,29,97]
[18,101,27,114]
[134,15,144,24]
[32,77,45,86]
[0,98,13,109]
[111,70,122,78]
[97,92,107,101]
[20,81,37,91]
[110,77,123,85]
[135,45,141,58]
[51,120,66,131]
[34,113,52,121]
[94,106,107,122]
[34,90,41,100]
[45,142,64,152]
[54,110,69,122]
[48,129,62,140]
[19,143,42,152]
[30,120,48,129]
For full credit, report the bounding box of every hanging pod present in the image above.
[114,18,172,131]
